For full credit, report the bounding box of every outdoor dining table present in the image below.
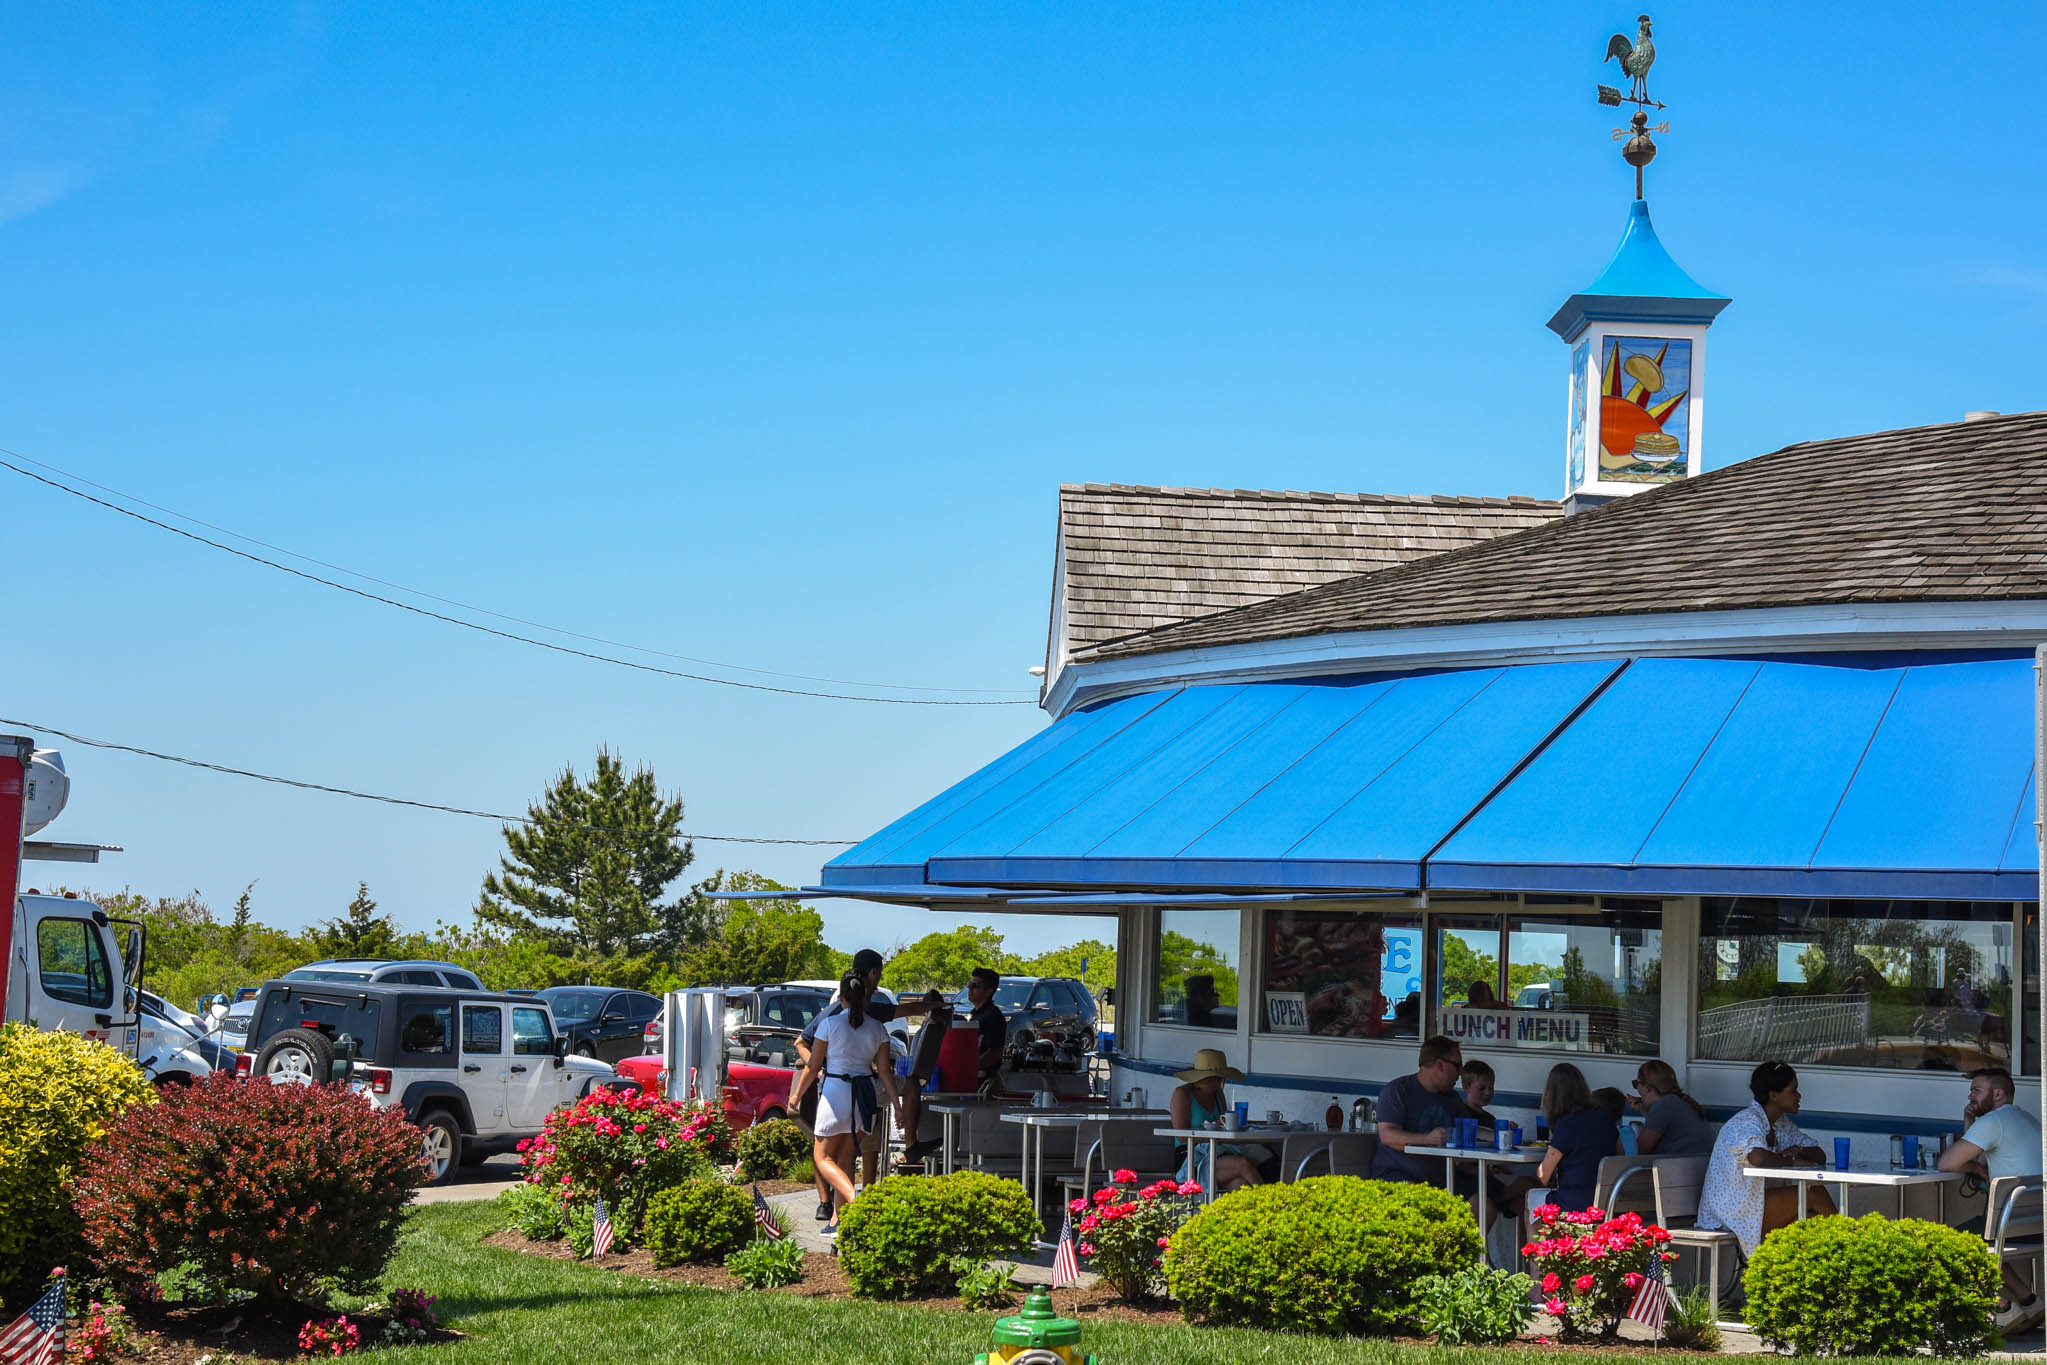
[1403,1142,1545,1238]
[1000,1108,1170,1236]
[1151,1123,1327,1205]
[1740,1159,1963,1222]
[926,1096,1012,1176]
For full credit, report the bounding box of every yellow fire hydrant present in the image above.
[972,1289,1098,1365]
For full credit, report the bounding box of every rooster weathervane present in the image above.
[1596,14,1669,200]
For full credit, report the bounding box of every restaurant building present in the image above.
[803,195,2045,1168]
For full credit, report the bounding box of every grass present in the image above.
[380,1202,1667,1365]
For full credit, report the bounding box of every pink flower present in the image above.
[1574,1274,1595,1293]
[655,1137,668,1149]
[1112,1168,1138,1183]
[1541,1273,1562,1293]
[1093,1188,1117,1205]
[1078,1242,1096,1257]
[634,1123,647,1133]
[1623,1272,1645,1289]
[1177,1180,1203,1197]
[1533,1203,1560,1221]
[1543,1297,1568,1317]
[1069,1198,1087,1214]
[1157,1236,1171,1247]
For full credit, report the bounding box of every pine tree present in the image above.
[320,881,400,957]
[476,749,698,978]
[225,882,256,962]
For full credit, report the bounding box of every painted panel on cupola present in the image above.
[1596,335,1690,482]
[1567,339,1591,492]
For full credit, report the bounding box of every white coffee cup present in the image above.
[1266,1109,1284,1124]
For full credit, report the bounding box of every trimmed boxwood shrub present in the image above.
[1164,1176,1483,1335]
[74,1071,422,1302]
[1744,1213,1997,1357]
[837,1171,1042,1299]
[0,1024,156,1293]
[644,1179,752,1266]
[734,1118,810,1182]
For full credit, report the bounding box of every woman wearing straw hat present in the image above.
[1169,1048,1272,1194]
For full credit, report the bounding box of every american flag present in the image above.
[0,1273,65,1365]
[590,1197,614,1259]
[753,1184,786,1240]
[1051,1209,1081,1289]
[1625,1253,1672,1332]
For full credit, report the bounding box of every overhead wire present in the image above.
[2,716,857,846]
[0,454,1034,706]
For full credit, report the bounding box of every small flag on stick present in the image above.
[591,1196,614,1260]
[1625,1252,1672,1333]
[0,1270,66,1365]
[1051,1209,1081,1289]
[753,1184,786,1240]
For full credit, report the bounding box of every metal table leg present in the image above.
[943,1112,958,1176]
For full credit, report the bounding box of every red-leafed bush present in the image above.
[517,1087,726,1241]
[73,1073,424,1303]
[1521,1204,1677,1341]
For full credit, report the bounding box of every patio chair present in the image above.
[1057,1126,1179,1207]
[1983,1176,2044,1304]
[1290,1132,1376,1180]
[1642,1155,1743,1310]
[961,1103,1030,1177]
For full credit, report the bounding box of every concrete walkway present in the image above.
[413,1152,524,1205]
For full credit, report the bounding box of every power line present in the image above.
[1,716,857,846]
[0,455,1034,706]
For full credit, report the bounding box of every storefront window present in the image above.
[1468,907,1662,1055]
[1152,909,1240,1030]
[1259,908,1423,1039]
[1436,917,1504,1011]
[1696,899,2019,1072]
[2025,904,2039,1077]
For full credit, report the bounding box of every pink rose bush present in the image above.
[297,1314,362,1357]
[1520,1205,1676,1341]
[516,1087,728,1242]
[1071,1171,1203,1301]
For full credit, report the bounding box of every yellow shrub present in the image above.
[0,1022,155,1287]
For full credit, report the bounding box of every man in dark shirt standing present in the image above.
[966,966,1009,1094]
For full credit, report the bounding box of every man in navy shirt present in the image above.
[1372,1034,1510,1226]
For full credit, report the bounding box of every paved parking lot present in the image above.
[414,1152,525,1204]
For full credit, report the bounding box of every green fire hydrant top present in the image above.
[991,1291,1083,1349]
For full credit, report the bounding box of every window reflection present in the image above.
[1152,909,1240,1031]
[1259,909,1423,1038]
[1696,899,2019,1071]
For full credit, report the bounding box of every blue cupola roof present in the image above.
[1546,199,1730,341]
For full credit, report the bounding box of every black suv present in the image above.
[953,975,1098,1068]
[238,979,617,1184]
[535,986,663,1064]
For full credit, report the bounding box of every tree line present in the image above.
[70,749,1112,1009]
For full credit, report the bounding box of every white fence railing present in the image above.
[1696,993,1871,1063]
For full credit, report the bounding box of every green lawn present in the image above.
[378,1202,1659,1365]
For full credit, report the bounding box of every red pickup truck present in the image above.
[613,1053,796,1132]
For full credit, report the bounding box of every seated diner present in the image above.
[1696,1059,1835,1256]
[1169,1047,1272,1192]
[1531,1062,1617,1213]
[1629,1058,1715,1156]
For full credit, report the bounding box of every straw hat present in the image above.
[1175,1048,1246,1084]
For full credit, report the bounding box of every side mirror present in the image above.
[206,997,231,1021]
[123,929,143,982]
[553,1036,569,1059]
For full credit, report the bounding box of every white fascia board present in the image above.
[1044,600,2047,718]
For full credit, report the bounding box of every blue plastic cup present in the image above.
[1234,1101,1250,1128]
[1901,1135,1920,1168]
[1512,1124,1524,1147]
[1461,1117,1479,1148]
[1833,1137,1851,1170]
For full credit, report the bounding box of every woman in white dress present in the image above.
[791,970,901,1234]
[1696,1060,1835,1256]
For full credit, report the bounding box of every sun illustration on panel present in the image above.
[1598,336,1691,483]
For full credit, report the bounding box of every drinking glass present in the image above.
[1833,1137,1850,1170]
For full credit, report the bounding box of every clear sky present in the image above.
[6,3,2043,961]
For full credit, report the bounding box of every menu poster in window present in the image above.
[1264,914,1422,1038]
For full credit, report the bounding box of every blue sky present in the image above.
[6,3,2043,961]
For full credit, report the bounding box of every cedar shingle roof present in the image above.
[1076,410,2047,663]
[1056,484,1562,655]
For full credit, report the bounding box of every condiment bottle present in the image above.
[1325,1096,1342,1131]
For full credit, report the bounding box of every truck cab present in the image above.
[6,891,139,1053]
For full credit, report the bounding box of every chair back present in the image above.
[1986,1176,2045,1249]
[1648,1154,1710,1224]
[1100,1125,1179,1172]
[1593,1155,1659,1218]
[964,1104,1025,1158]
[1326,1132,1378,1177]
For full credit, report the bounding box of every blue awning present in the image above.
[1430,652,2040,899]
[820,661,1622,893]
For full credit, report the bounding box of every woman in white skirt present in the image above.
[791,969,901,1234]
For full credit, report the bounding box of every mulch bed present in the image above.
[120,1301,461,1365]
[481,1230,1713,1347]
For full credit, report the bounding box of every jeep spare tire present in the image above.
[254,1027,335,1085]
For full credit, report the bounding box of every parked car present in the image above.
[236,978,615,1183]
[136,989,233,1079]
[217,958,487,1053]
[614,1053,795,1132]
[536,986,663,1064]
[951,975,1098,1066]
[641,983,910,1064]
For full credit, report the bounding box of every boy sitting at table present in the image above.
[1461,1058,1499,1129]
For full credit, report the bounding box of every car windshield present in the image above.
[544,990,608,1021]
[952,981,1036,1011]
[285,968,374,982]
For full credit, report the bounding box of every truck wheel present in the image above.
[254,1027,335,1085]
[419,1110,461,1185]
[574,1042,596,1059]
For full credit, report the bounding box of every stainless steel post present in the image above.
[2035,645,2044,1184]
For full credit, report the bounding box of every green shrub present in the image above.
[734,1119,810,1182]
[644,1180,753,1267]
[1164,1177,1483,1336]
[953,1258,1020,1310]
[496,1183,567,1241]
[836,1172,1041,1300]
[1665,1285,1723,1352]
[0,1024,156,1292]
[786,1156,816,1186]
[1414,1264,1536,1345]
[725,1234,805,1289]
[1744,1213,1996,1357]
[564,1202,596,1259]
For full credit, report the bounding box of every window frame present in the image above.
[35,916,113,1009]
[512,1005,556,1057]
